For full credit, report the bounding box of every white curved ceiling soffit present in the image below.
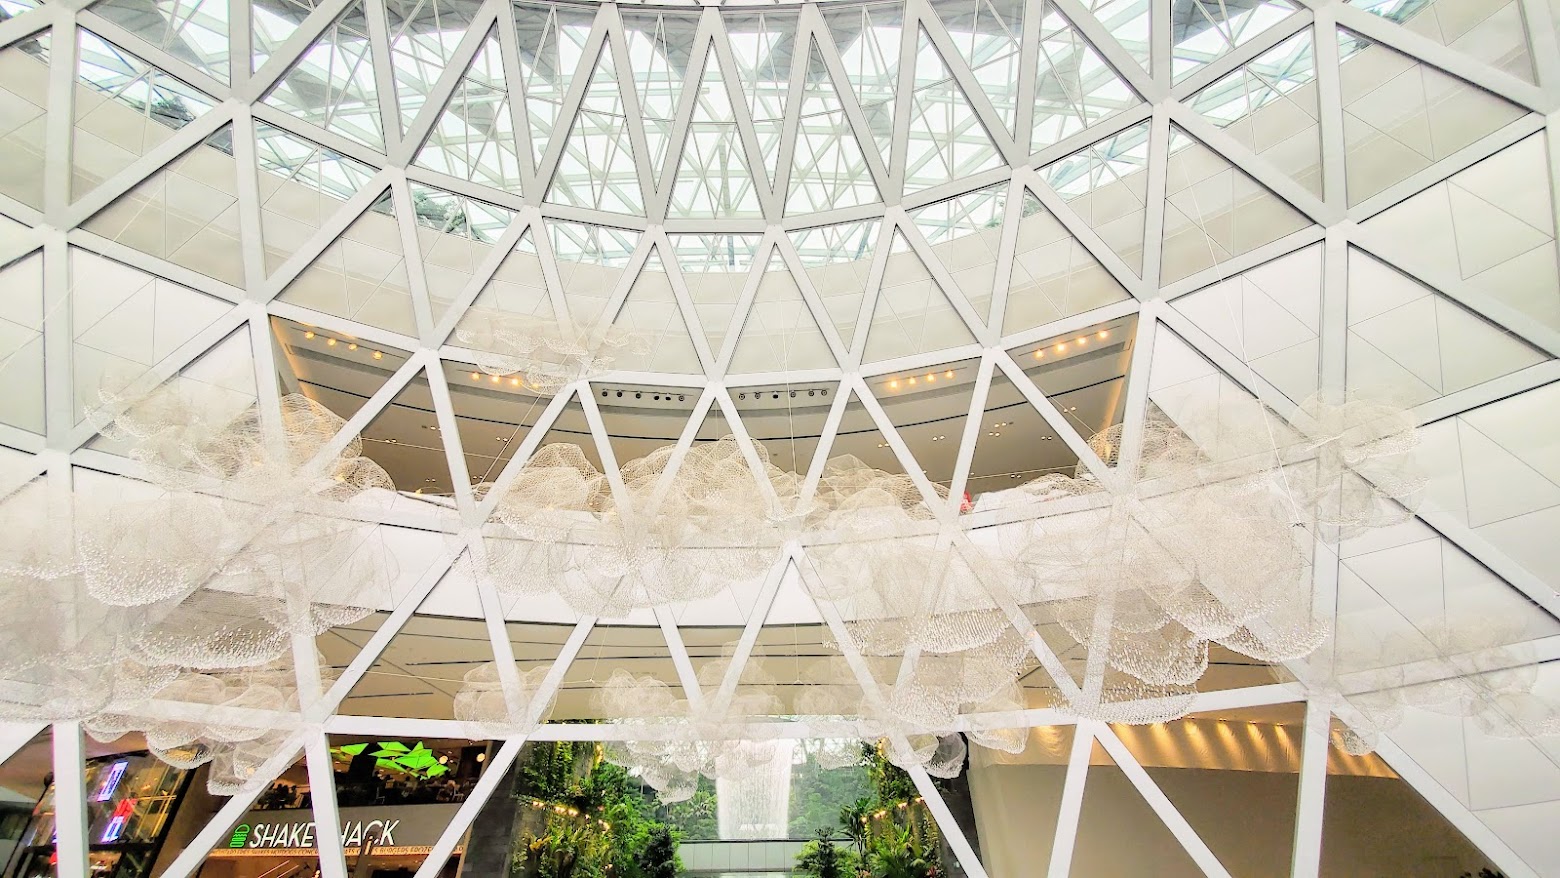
[2,0,1560,876]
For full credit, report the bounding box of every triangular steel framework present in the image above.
[2,1,1560,876]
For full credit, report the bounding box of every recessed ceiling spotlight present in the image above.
[304,330,316,340]
[808,390,815,397]
[1055,342,1067,353]
[678,394,686,402]
[1033,350,1043,360]
[890,380,899,390]
[347,343,358,351]
[925,374,935,383]
[616,391,624,398]
[739,393,746,400]
[635,392,642,399]
[1076,337,1087,347]
[1098,329,1109,340]
[372,351,383,360]
[326,337,337,346]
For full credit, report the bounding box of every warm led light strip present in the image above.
[207,845,455,859]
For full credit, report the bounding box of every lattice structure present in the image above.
[2,1,1560,876]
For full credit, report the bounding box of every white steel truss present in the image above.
[2,0,1560,876]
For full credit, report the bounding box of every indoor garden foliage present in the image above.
[798,743,947,878]
[508,740,690,878]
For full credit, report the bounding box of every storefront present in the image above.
[5,752,191,878]
[198,804,464,878]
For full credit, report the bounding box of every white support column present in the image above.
[51,722,88,878]
[1092,723,1236,878]
[314,546,465,720]
[157,739,308,878]
[709,553,790,713]
[409,738,526,878]
[1138,108,1171,291]
[1290,700,1330,878]
[656,605,706,711]
[946,353,995,507]
[901,757,993,878]
[305,731,351,878]
[1309,5,1349,213]
[1046,723,1096,878]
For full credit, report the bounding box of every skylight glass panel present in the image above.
[514,0,595,168]
[1081,0,1151,71]
[1171,0,1299,83]
[671,50,763,218]
[822,1,903,162]
[1033,5,1138,153]
[623,10,699,185]
[903,27,1005,196]
[260,0,386,151]
[786,40,879,215]
[75,29,216,132]
[92,0,231,83]
[385,0,483,134]
[545,45,646,216]
[414,30,523,191]
[930,0,1026,136]
[71,29,218,199]
[725,10,799,185]
[1188,29,1322,197]
[251,0,318,73]
[548,219,639,267]
[1041,121,1151,274]
[253,122,378,274]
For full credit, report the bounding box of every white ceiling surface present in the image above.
[2,0,1560,875]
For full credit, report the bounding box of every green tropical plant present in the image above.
[635,825,677,878]
[796,828,854,878]
[839,797,872,864]
[332,740,451,779]
[868,822,942,878]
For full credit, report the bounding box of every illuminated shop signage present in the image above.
[230,817,400,849]
[222,804,459,855]
[91,760,129,802]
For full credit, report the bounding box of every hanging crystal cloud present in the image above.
[3,375,1550,792]
[455,313,650,394]
[0,382,400,792]
[452,388,1513,787]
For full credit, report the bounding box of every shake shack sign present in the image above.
[225,804,460,852]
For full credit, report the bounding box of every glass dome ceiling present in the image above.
[3,0,1560,875]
